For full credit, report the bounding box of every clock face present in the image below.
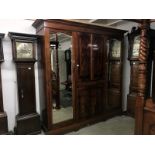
[132,35,140,57]
[111,39,121,58]
[16,42,33,59]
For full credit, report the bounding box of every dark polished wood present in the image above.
[16,63,36,115]
[143,98,155,134]
[135,20,150,135]
[128,27,155,118]
[77,32,91,81]
[33,19,126,35]
[33,19,126,134]
[142,31,155,135]
[107,37,123,111]
[9,32,41,135]
[127,27,141,116]
[0,33,8,134]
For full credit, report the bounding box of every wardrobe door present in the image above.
[77,32,91,82]
[92,34,106,80]
[74,32,106,120]
[77,86,105,119]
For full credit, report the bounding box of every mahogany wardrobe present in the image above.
[32,19,126,134]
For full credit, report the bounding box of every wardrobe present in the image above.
[32,19,126,134]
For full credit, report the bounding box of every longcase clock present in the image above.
[9,32,41,135]
[127,27,141,116]
[0,33,8,134]
[107,37,123,111]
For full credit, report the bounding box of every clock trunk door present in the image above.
[16,63,36,115]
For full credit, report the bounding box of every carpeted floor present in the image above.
[66,116,135,135]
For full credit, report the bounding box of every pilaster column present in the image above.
[135,19,150,134]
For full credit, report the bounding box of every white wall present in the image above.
[0,19,40,131]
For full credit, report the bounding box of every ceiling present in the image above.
[29,19,137,29]
[67,19,131,28]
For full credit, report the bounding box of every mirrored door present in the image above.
[50,32,73,124]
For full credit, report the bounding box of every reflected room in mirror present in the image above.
[132,35,140,57]
[50,32,73,124]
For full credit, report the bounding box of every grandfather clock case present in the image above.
[127,27,141,116]
[9,32,41,135]
[127,27,154,116]
[0,33,8,134]
[107,38,123,111]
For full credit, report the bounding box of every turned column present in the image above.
[135,20,150,134]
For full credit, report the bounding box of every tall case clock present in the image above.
[9,32,41,134]
[0,33,8,134]
[107,37,123,111]
[127,27,141,116]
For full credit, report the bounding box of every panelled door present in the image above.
[16,63,36,116]
[73,32,106,120]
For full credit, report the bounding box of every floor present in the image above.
[60,89,72,108]
[66,115,135,135]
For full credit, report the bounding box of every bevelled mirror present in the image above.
[50,32,73,124]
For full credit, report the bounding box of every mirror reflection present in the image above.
[50,32,73,124]
[111,39,121,58]
[132,35,140,57]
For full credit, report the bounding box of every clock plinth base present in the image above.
[127,93,137,117]
[0,112,8,134]
[15,113,41,135]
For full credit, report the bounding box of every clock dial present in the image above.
[132,35,140,57]
[111,39,121,58]
[16,42,33,59]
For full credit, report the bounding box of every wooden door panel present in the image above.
[75,32,106,120]
[77,33,91,81]
[92,87,105,115]
[17,63,36,115]
[77,88,90,119]
[77,87,105,119]
[92,34,105,80]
